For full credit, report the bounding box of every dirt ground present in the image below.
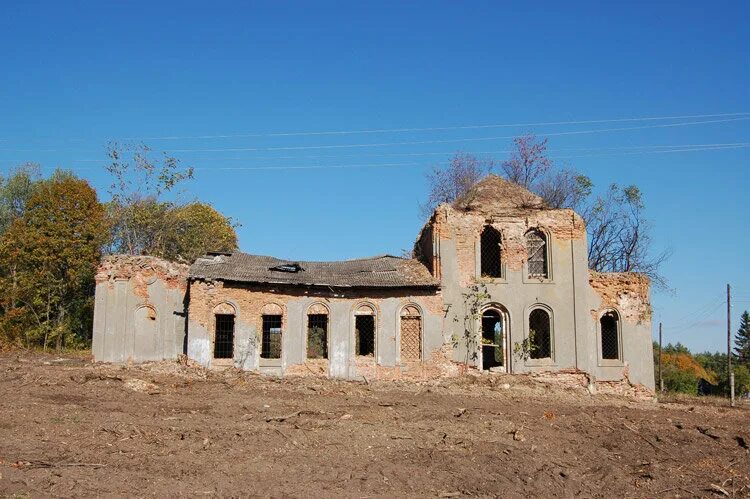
[1,352,749,498]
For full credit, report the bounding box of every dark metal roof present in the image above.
[189,252,439,289]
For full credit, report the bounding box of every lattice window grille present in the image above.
[214,314,235,359]
[526,230,548,278]
[400,311,422,361]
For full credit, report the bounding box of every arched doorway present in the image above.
[481,307,509,372]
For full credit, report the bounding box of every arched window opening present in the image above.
[526,230,548,278]
[529,308,552,359]
[307,305,329,359]
[400,305,422,361]
[354,304,376,357]
[480,225,503,278]
[600,311,620,360]
[261,305,283,360]
[481,309,505,370]
[214,314,235,359]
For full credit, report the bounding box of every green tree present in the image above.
[105,142,194,256]
[104,143,238,262]
[0,163,41,234]
[734,310,750,366]
[165,202,238,262]
[732,364,750,397]
[0,172,108,349]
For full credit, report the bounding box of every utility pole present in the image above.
[658,322,663,392]
[728,284,735,407]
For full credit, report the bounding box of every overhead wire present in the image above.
[0,116,748,154]
[3,111,749,144]
[165,117,750,153]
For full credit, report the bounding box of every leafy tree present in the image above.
[661,351,714,394]
[732,364,750,397]
[108,197,173,257]
[735,310,750,366]
[0,172,108,349]
[106,142,193,205]
[105,142,194,256]
[104,143,238,262]
[165,202,238,262]
[662,342,691,354]
[0,163,41,234]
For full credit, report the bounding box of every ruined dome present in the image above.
[453,175,545,213]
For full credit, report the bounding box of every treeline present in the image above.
[0,145,238,350]
[655,311,750,396]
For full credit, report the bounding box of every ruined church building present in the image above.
[92,176,655,391]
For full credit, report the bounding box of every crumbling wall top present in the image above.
[589,271,652,324]
[96,255,189,290]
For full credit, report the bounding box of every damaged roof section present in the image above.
[189,252,439,288]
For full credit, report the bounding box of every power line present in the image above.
[1,116,749,154]
[16,143,747,172]
[3,140,748,165]
[163,117,750,153]
[5,141,750,165]
[665,298,727,331]
[118,111,750,141]
[556,143,750,160]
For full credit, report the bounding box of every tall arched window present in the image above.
[481,308,507,370]
[600,310,620,360]
[529,308,552,359]
[400,305,422,361]
[526,229,548,278]
[480,225,502,278]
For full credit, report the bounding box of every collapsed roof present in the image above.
[189,252,439,289]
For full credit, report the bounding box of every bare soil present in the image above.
[1,351,749,498]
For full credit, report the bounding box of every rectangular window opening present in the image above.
[355,315,375,357]
[261,314,283,359]
[307,314,329,359]
[214,314,235,359]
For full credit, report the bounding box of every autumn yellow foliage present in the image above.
[662,352,717,384]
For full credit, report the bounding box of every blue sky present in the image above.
[1,1,748,353]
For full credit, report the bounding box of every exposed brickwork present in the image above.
[529,369,654,400]
[348,344,460,381]
[96,255,189,299]
[589,271,652,324]
[188,279,445,359]
[414,177,586,287]
[284,358,330,377]
[436,205,584,286]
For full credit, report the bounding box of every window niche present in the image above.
[480,225,503,278]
